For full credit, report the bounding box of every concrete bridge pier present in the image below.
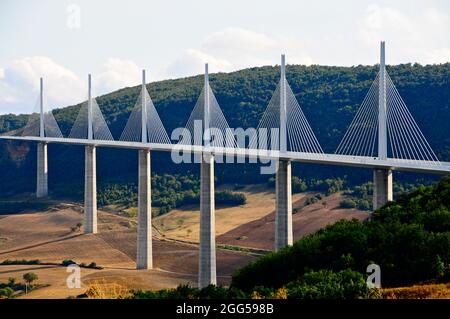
[275,159,293,251]
[36,142,48,198]
[84,145,97,234]
[373,168,393,210]
[136,149,152,269]
[198,152,216,288]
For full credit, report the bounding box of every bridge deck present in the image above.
[1,135,449,174]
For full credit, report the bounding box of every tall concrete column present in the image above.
[84,145,97,234]
[275,159,293,251]
[36,143,48,198]
[199,153,216,288]
[378,41,387,160]
[137,149,152,269]
[373,168,393,210]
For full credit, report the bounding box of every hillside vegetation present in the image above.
[231,177,450,291]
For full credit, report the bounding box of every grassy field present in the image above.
[153,184,308,242]
[217,192,369,250]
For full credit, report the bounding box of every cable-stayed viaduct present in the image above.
[1,42,449,288]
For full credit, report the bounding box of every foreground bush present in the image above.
[129,269,371,299]
[285,269,369,299]
[133,284,247,299]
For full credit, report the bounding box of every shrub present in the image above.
[285,269,369,299]
[215,190,247,206]
[130,270,369,300]
[7,277,16,286]
[62,259,77,266]
[357,199,371,211]
[340,198,357,209]
[133,284,249,299]
[292,177,307,193]
[133,284,198,299]
[0,287,14,298]
[309,178,344,195]
[304,194,323,206]
[87,262,103,269]
[0,259,41,265]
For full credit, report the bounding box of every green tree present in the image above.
[285,269,369,299]
[23,272,38,293]
[432,255,445,279]
[7,277,16,286]
[339,198,357,208]
[292,176,308,193]
[0,287,14,299]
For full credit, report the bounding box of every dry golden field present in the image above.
[0,185,369,298]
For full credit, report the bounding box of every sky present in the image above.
[0,0,449,114]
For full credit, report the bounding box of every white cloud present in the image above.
[0,57,143,114]
[202,28,277,56]
[0,81,16,104]
[164,27,313,78]
[361,4,413,45]
[359,4,450,64]
[95,58,141,95]
[0,56,84,114]
[425,48,450,63]
[166,49,233,78]
[2,13,448,115]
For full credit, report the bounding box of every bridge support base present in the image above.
[36,142,48,198]
[84,145,97,234]
[137,149,152,269]
[373,168,393,210]
[199,153,216,288]
[275,159,293,251]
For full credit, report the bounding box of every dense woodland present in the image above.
[0,63,448,199]
[94,174,246,215]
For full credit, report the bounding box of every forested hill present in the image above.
[0,63,449,194]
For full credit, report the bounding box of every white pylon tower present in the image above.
[204,63,210,148]
[141,70,147,143]
[275,54,293,251]
[136,69,152,269]
[373,41,393,210]
[87,74,93,140]
[199,62,216,288]
[36,77,48,198]
[378,41,387,160]
[280,54,287,154]
[84,73,97,233]
[39,77,44,138]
